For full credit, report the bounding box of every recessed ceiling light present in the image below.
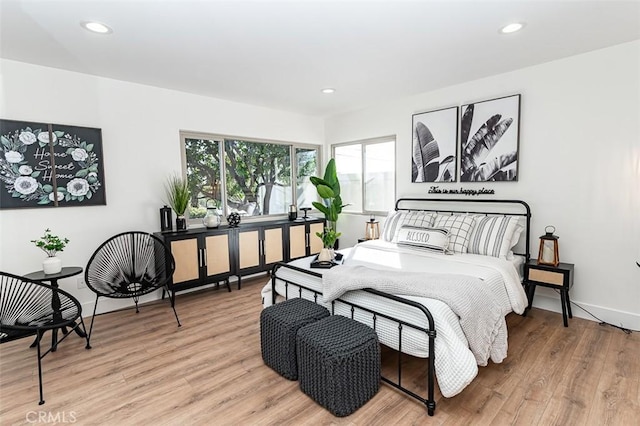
[81,21,113,34]
[321,88,336,94]
[500,22,524,34]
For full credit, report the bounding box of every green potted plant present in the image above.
[310,158,347,261]
[164,174,190,231]
[31,228,69,274]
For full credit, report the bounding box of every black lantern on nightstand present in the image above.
[365,215,380,240]
[537,225,560,267]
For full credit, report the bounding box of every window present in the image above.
[332,136,395,214]
[182,133,320,221]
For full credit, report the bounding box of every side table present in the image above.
[24,266,86,351]
[524,260,575,327]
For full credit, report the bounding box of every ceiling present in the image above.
[1,1,639,117]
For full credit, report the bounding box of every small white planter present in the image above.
[42,256,62,274]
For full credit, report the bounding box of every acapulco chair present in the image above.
[84,231,181,346]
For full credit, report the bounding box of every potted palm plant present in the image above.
[310,159,347,261]
[165,174,190,231]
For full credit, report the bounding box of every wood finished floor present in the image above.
[1,276,638,425]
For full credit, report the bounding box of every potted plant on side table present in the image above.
[31,228,69,274]
[165,174,190,231]
[310,158,347,262]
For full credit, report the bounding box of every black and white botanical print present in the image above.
[411,106,458,183]
[460,94,520,182]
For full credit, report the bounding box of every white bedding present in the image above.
[261,239,528,397]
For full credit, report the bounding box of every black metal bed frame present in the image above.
[270,198,531,417]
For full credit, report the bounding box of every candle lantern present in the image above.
[537,225,560,266]
[365,215,380,240]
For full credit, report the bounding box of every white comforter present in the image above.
[262,240,528,397]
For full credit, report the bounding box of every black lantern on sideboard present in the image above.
[537,225,560,267]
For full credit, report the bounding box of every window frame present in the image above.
[331,135,396,215]
[180,131,321,224]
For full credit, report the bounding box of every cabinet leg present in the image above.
[237,276,242,290]
[225,278,231,292]
[560,290,568,327]
[565,290,572,319]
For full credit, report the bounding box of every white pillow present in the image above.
[397,226,451,254]
[467,215,521,259]
[381,210,436,242]
[433,214,476,254]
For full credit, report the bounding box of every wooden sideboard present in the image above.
[155,217,324,294]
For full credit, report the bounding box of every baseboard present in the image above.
[532,292,640,331]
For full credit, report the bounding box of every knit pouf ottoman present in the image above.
[297,315,380,417]
[260,297,330,380]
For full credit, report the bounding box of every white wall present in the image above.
[325,41,640,329]
[0,59,324,313]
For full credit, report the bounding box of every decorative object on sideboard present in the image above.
[164,174,190,231]
[460,94,521,182]
[227,211,241,227]
[159,205,172,232]
[300,207,311,220]
[365,215,380,240]
[31,228,69,274]
[411,106,458,183]
[537,225,560,267]
[0,119,106,210]
[203,200,221,229]
[289,204,298,221]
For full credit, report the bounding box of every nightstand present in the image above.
[524,260,575,327]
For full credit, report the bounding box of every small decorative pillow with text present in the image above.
[396,226,451,254]
[432,214,477,254]
[467,215,522,259]
[381,210,436,242]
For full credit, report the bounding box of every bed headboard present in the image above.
[394,198,532,261]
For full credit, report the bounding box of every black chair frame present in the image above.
[0,272,90,405]
[84,231,181,347]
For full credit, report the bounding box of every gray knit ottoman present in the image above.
[297,315,380,417]
[260,297,330,380]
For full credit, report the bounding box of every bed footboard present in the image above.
[271,262,437,416]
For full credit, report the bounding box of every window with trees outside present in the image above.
[182,133,320,222]
[332,136,395,214]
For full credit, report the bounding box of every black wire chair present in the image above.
[84,231,181,347]
[0,271,89,405]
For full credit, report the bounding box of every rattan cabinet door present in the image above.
[170,238,200,284]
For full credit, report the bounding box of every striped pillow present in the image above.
[381,210,436,242]
[397,226,451,254]
[468,215,521,258]
[432,214,477,254]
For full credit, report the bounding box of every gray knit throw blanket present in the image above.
[322,264,507,366]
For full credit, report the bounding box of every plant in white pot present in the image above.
[310,158,347,262]
[31,228,69,274]
[165,174,190,231]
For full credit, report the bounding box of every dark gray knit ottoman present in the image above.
[297,315,380,417]
[260,298,330,380]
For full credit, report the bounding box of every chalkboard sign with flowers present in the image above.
[0,119,106,209]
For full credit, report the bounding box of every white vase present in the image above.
[318,248,333,263]
[43,256,62,274]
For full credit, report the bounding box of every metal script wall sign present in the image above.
[428,186,495,196]
[0,119,106,209]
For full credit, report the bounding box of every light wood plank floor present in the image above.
[1,276,638,425]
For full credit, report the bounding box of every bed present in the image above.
[261,198,531,416]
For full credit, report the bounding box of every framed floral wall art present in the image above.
[460,94,521,182]
[411,106,458,182]
[0,119,106,209]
